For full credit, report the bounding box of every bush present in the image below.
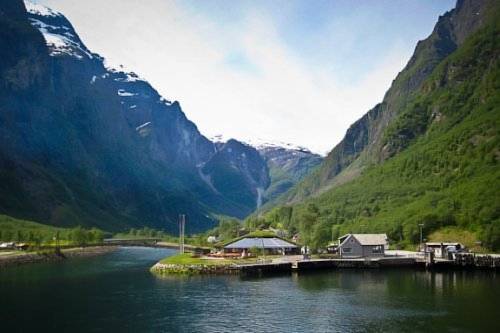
[480,223,500,251]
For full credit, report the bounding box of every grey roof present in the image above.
[340,234,387,246]
[224,237,297,249]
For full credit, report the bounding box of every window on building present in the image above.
[372,245,383,253]
[343,248,352,253]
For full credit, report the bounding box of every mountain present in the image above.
[0,0,320,233]
[208,138,323,211]
[201,139,269,216]
[255,0,500,250]
[255,143,322,205]
[277,0,496,204]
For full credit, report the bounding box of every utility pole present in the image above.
[261,238,266,262]
[179,214,186,254]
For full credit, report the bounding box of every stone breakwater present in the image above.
[150,261,295,276]
[150,262,240,275]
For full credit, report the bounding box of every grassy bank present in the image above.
[160,253,232,266]
[152,253,236,275]
[152,253,282,275]
[0,245,117,267]
[427,227,489,253]
[0,214,106,247]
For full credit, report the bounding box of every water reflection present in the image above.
[293,269,500,332]
[0,248,498,332]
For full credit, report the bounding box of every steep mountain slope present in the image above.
[256,144,322,204]
[0,1,287,232]
[201,140,269,215]
[278,0,495,205]
[255,0,500,250]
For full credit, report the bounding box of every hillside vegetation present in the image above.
[251,3,500,251]
[0,214,105,246]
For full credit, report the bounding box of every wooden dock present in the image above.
[424,253,500,269]
[236,257,419,275]
[235,254,499,276]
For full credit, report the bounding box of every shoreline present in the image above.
[151,262,239,275]
[151,253,500,276]
[0,246,118,268]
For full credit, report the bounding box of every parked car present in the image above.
[0,242,16,249]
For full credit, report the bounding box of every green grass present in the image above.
[158,253,282,266]
[159,253,232,266]
[0,214,105,246]
[427,227,487,253]
[0,214,67,242]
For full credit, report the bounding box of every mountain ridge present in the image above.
[0,0,321,232]
[253,0,500,250]
[269,0,496,207]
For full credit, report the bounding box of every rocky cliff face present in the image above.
[280,0,496,204]
[201,140,270,216]
[256,144,322,204]
[0,1,299,232]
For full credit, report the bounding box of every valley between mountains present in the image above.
[0,0,499,251]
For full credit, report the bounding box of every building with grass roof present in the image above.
[223,231,299,256]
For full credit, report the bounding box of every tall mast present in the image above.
[179,214,186,253]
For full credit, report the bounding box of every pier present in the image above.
[235,253,500,276]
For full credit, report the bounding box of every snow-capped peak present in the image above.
[209,135,317,154]
[244,138,313,153]
[25,1,93,60]
[24,1,61,17]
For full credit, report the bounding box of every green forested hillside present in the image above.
[250,5,500,251]
[0,214,105,245]
[269,0,495,208]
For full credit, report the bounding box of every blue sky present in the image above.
[180,0,455,86]
[37,0,455,153]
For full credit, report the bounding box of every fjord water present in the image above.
[0,247,498,332]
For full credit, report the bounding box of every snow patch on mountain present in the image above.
[103,60,147,84]
[159,97,173,106]
[210,135,318,154]
[25,2,93,60]
[246,138,313,153]
[29,18,91,59]
[113,74,142,83]
[117,89,137,97]
[136,122,151,131]
[24,1,60,17]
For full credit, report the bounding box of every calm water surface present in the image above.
[0,247,499,332]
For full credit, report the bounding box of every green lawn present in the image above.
[158,253,282,266]
[159,253,233,266]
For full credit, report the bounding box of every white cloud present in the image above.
[38,0,413,154]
